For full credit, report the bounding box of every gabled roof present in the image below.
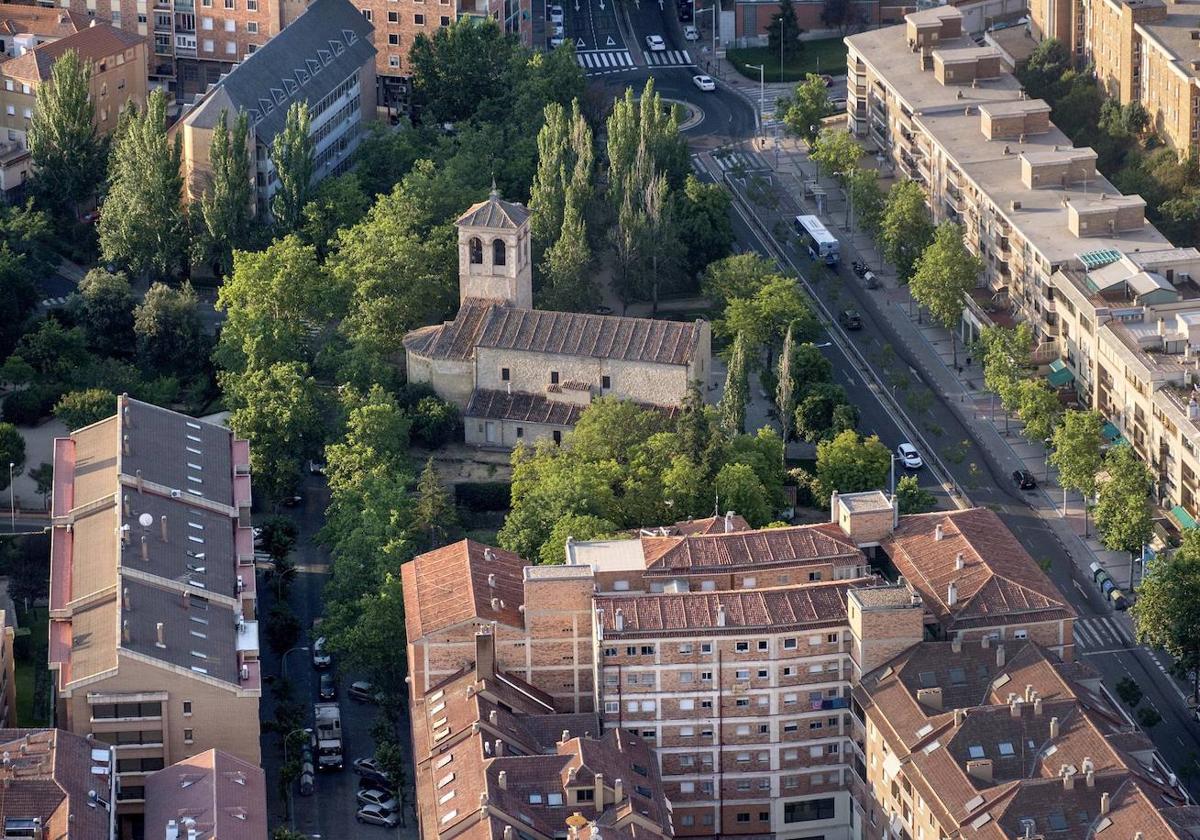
[882,508,1075,631]
[144,748,267,840]
[0,729,112,840]
[401,539,526,639]
[458,189,531,230]
[641,522,863,575]
[2,23,144,83]
[0,6,89,38]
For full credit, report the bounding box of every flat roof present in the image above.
[1139,1,1200,83]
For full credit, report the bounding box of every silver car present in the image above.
[357,804,401,827]
[357,787,399,811]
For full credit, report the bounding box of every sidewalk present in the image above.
[764,136,1138,589]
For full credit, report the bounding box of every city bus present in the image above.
[794,214,840,266]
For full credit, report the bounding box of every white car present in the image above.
[357,787,400,811]
[645,34,666,51]
[896,443,924,469]
[311,636,331,670]
[549,4,564,22]
[683,24,699,40]
[356,804,401,828]
[549,34,565,47]
[692,74,715,91]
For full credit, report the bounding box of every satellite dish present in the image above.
[138,513,154,528]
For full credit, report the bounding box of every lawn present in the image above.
[14,607,49,726]
[727,37,849,83]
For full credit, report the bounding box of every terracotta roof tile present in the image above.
[641,521,863,575]
[144,749,267,840]
[457,193,531,229]
[465,389,583,426]
[401,539,525,639]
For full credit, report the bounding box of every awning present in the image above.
[1172,505,1198,530]
[1047,359,1075,387]
[1102,421,1122,442]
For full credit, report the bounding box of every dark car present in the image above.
[319,672,337,700]
[1012,469,1037,490]
[838,309,863,330]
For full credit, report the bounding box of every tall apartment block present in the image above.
[403,493,1080,840]
[48,394,262,822]
[846,6,1200,523]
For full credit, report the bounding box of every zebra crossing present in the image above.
[1074,615,1136,653]
[710,149,770,173]
[576,50,635,74]
[644,49,693,67]
[41,296,69,308]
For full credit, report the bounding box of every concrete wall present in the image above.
[475,348,696,408]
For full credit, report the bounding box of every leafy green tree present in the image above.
[349,123,429,198]
[981,324,1032,413]
[1016,379,1062,444]
[72,268,135,358]
[718,276,817,363]
[714,462,773,526]
[538,514,620,565]
[271,102,314,232]
[675,175,733,279]
[1134,531,1200,700]
[1093,443,1153,559]
[0,423,25,488]
[810,129,861,181]
[300,173,371,257]
[776,324,796,445]
[1050,409,1105,502]
[28,462,53,508]
[257,515,298,562]
[28,49,104,217]
[538,187,595,311]
[629,170,684,310]
[225,361,325,502]
[702,253,780,311]
[879,180,934,281]
[99,91,187,278]
[3,319,89,385]
[895,474,935,514]
[1115,676,1143,708]
[766,0,804,60]
[820,0,856,33]
[794,383,854,443]
[53,388,116,431]
[606,79,688,209]
[718,332,750,436]
[413,457,457,550]
[409,18,520,126]
[778,74,831,145]
[1098,99,1148,140]
[789,342,833,395]
[1017,38,1070,102]
[133,282,206,378]
[847,168,885,238]
[529,99,593,260]
[195,109,253,277]
[323,573,409,700]
[909,221,981,365]
[815,430,890,495]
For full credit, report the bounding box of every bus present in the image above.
[794,214,840,266]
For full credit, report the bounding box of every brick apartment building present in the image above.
[48,395,262,821]
[144,748,267,839]
[404,492,1081,840]
[0,729,117,838]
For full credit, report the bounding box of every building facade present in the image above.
[0,728,117,838]
[48,395,262,819]
[403,190,712,449]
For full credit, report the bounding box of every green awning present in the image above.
[1047,366,1074,387]
[1101,421,1122,442]
[1172,505,1198,530]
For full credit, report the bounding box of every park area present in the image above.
[728,37,848,83]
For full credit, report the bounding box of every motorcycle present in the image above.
[852,260,869,277]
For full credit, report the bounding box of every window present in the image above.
[700,671,712,681]
[247,21,257,32]
[4,80,11,91]
[493,239,506,265]
[388,33,399,45]
[388,9,398,20]
[809,571,822,581]
[182,701,193,716]
[758,640,769,651]
[529,793,543,804]
[758,724,769,734]
[736,641,749,652]
[440,14,450,24]
[414,13,425,23]
[577,789,594,802]
[640,645,655,655]
[548,793,563,806]
[469,236,483,263]
[183,728,194,744]
[759,811,770,821]
[784,637,797,649]
[701,642,713,653]
[1014,629,1029,640]
[678,643,692,654]
[783,798,836,823]
[604,701,618,713]
[247,0,256,8]
[501,367,510,381]
[736,725,750,736]
[784,694,797,705]
[680,726,694,736]
[827,633,838,644]
[736,813,750,823]
[224,0,234,7]
[224,18,235,30]
[736,698,749,707]
[515,426,524,438]
[680,816,694,827]
[968,745,985,759]
[681,699,695,711]
[679,781,695,793]
[225,41,236,54]
[742,576,756,588]
[6,106,15,116]
[550,371,560,384]
[601,375,610,389]
[783,666,794,677]
[998,742,1015,756]
[552,430,562,445]
[203,39,214,51]
[757,669,768,678]
[20,83,29,95]
[680,672,693,684]
[736,669,750,680]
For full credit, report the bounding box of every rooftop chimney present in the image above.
[967,758,993,782]
[614,778,624,801]
[947,582,958,606]
[155,622,165,648]
[136,469,144,493]
[1011,698,1022,718]
[121,620,130,643]
[1086,770,1095,788]
[1100,791,1110,815]
[122,434,130,456]
[716,603,726,627]
[1062,766,1075,790]
[561,729,570,743]
[122,587,130,610]
[494,739,504,756]
[951,635,962,653]
[488,573,496,588]
[725,510,736,532]
[1034,697,1043,716]
[140,536,149,562]
[1050,716,1060,738]
[488,710,498,725]
[615,609,624,631]
[475,632,496,679]
[160,515,167,543]
[982,635,990,649]
[830,491,840,523]
[996,644,1005,667]
[594,772,604,808]
[122,494,130,516]
[1024,684,1034,701]
[498,771,507,790]
[935,524,944,541]
[955,552,964,570]
[954,708,965,726]
[503,827,515,840]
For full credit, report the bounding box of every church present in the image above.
[403,189,713,448]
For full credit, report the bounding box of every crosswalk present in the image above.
[645,49,693,67]
[1074,615,1135,652]
[710,149,770,173]
[576,50,634,74]
[41,296,69,308]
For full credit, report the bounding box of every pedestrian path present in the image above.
[1074,615,1136,653]
[645,49,692,67]
[576,50,635,74]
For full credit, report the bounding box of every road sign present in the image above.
[606,35,616,45]
[576,36,586,47]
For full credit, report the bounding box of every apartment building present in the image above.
[852,637,1197,838]
[0,728,117,839]
[176,0,374,217]
[404,491,1078,840]
[48,395,262,820]
[144,748,267,839]
[0,612,13,728]
[410,631,673,840]
[845,6,1200,521]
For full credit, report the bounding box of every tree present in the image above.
[794,383,854,443]
[895,474,935,514]
[810,129,861,181]
[0,423,24,489]
[99,91,187,278]
[27,49,104,217]
[1134,531,1200,700]
[409,18,521,126]
[778,75,831,145]
[413,457,457,549]
[789,342,833,395]
[1099,99,1149,140]
[270,102,314,232]
[847,168,885,238]
[1115,676,1143,708]
[53,388,117,431]
[675,174,733,279]
[1018,38,1070,102]
[981,324,1033,414]
[257,515,298,562]
[820,0,856,32]
[1050,409,1105,502]
[72,268,135,358]
[909,222,981,365]
[815,430,890,496]
[714,462,773,526]
[702,253,780,310]
[538,186,595,311]
[718,277,817,363]
[538,514,620,565]
[776,324,796,446]
[300,173,370,258]
[225,361,325,502]
[718,332,750,436]
[28,462,52,508]
[879,180,934,281]
[195,109,253,276]
[133,282,206,378]
[529,99,593,261]
[1093,443,1153,560]
[606,79,689,211]
[1017,379,1062,445]
[766,0,804,60]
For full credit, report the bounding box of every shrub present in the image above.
[4,387,58,426]
[411,395,461,448]
[455,481,512,512]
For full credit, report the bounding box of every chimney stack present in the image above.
[935,524,944,541]
[1062,766,1075,790]
[954,708,965,726]
[725,510,735,532]
[1086,770,1095,788]
[488,710,498,725]
[967,759,993,782]
[614,778,624,801]
[141,535,149,562]
[955,552,964,570]
[503,828,515,840]
[947,582,958,606]
[475,632,496,679]
[982,635,990,649]
[122,494,130,516]
[498,771,507,790]
[561,729,570,743]
[716,604,726,627]
[160,515,168,542]
[1010,698,1022,718]
[136,469,144,493]
[121,620,130,643]
[1050,716,1060,738]
[1034,697,1043,716]
[122,434,130,456]
[494,739,504,756]
[615,609,624,631]
[155,622,165,648]
[594,772,604,808]
[830,491,840,523]
[1025,684,1034,701]
[122,587,130,610]
[951,634,962,654]
[1100,791,1110,815]
[996,644,1006,667]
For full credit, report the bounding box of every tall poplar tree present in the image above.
[718,332,750,436]
[776,324,796,449]
[529,99,594,264]
[539,186,594,311]
[196,109,253,277]
[271,102,314,232]
[28,49,104,217]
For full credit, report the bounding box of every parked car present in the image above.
[312,636,331,670]
[645,34,666,50]
[896,443,923,469]
[819,73,834,87]
[349,680,383,703]
[356,804,401,828]
[357,787,400,811]
[549,4,564,22]
[282,494,303,507]
[683,24,699,40]
[692,74,715,92]
[354,757,396,790]
[549,34,565,47]
[319,672,337,700]
[1012,469,1037,490]
[838,309,862,330]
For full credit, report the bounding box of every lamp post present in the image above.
[282,645,309,684]
[284,726,313,829]
[8,462,13,533]
[696,4,717,67]
[746,63,765,145]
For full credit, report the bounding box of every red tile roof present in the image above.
[641,522,863,575]
[0,729,112,840]
[401,539,525,638]
[2,23,144,83]
[144,748,267,840]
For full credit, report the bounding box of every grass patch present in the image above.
[14,607,48,726]
[727,38,849,83]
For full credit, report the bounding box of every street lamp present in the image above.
[746,63,765,146]
[284,726,313,829]
[8,462,13,533]
[695,4,717,69]
[282,645,309,683]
